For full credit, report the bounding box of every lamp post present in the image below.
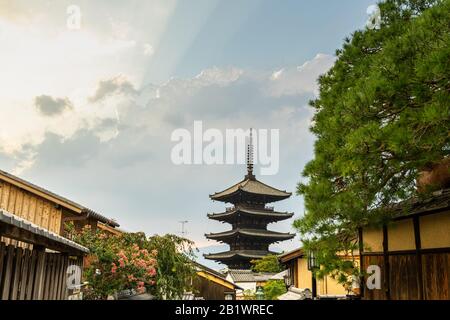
[255,286,265,300]
[224,293,233,300]
[283,268,292,290]
[307,251,319,299]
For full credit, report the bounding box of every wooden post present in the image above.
[413,216,424,300]
[25,250,38,300]
[56,254,68,300]
[43,253,56,300]
[0,242,6,285]
[382,225,391,300]
[311,270,317,299]
[19,248,31,300]
[10,247,23,300]
[358,227,365,298]
[1,245,15,300]
[32,245,46,300]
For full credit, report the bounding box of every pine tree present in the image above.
[294,0,450,280]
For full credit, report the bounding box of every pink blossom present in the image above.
[147,267,156,277]
[111,263,117,274]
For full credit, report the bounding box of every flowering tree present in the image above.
[68,224,197,300]
[71,226,157,299]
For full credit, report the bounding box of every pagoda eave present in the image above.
[207,209,294,222]
[205,229,295,243]
[204,250,277,261]
[210,178,291,204]
[210,190,291,204]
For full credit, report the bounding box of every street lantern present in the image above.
[283,269,292,289]
[255,286,265,300]
[307,251,319,271]
[224,293,233,300]
[307,251,319,299]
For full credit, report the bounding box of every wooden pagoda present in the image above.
[204,130,294,269]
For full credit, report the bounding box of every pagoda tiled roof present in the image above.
[207,206,293,221]
[210,177,291,202]
[204,250,277,261]
[205,228,295,241]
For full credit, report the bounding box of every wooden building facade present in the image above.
[360,188,450,300]
[0,169,120,244]
[280,248,359,298]
[187,262,241,300]
[0,170,120,300]
[0,209,87,299]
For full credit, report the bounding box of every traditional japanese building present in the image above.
[204,130,295,269]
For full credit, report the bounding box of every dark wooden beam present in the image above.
[61,214,89,223]
[358,227,365,298]
[361,247,450,256]
[382,224,391,300]
[413,216,424,299]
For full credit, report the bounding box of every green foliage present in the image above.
[251,255,283,273]
[147,234,197,300]
[263,280,287,300]
[294,0,450,281]
[242,289,256,300]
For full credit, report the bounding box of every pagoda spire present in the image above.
[245,128,255,180]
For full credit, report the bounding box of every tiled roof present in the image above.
[204,249,277,260]
[208,206,293,221]
[210,177,291,201]
[278,247,305,263]
[391,188,450,219]
[227,269,276,283]
[193,261,244,290]
[0,209,89,254]
[205,228,295,241]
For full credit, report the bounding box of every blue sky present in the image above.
[144,0,375,82]
[0,0,376,269]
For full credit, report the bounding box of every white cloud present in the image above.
[267,53,335,97]
[143,43,155,57]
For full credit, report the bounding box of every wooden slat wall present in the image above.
[363,252,450,300]
[0,180,63,247]
[0,242,82,300]
[0,181,62,234]
[362,255,387,300]
[422,253,450,300]
[389,254,420,300]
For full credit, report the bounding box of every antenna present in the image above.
[246,128,255,180]
[179,220,189,237]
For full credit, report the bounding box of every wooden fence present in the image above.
[362,252,450,300]
[0,242,83,300]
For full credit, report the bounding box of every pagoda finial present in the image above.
[246,128,255,180]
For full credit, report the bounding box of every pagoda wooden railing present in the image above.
[225,205,275,212]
